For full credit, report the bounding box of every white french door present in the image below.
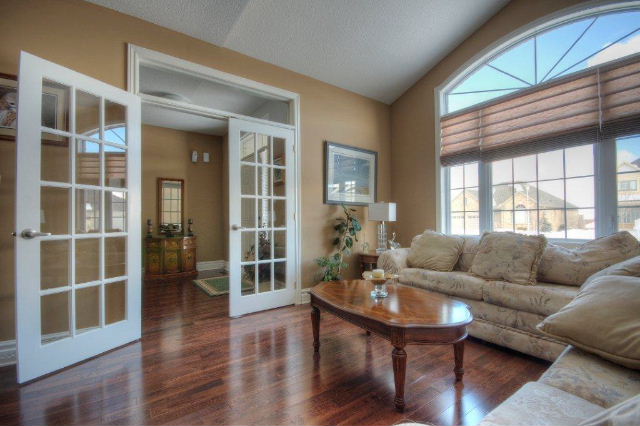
[15,52,141,383]
[228,118,296,317]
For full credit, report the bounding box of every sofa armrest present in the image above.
[377,248,410,274]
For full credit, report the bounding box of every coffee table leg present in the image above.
[311,306,320,352]
[454,341,464,381]
[392,345,407,411]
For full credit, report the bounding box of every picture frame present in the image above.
[0,73,17,140]
[324,141,377,205]
[0,73,69,143]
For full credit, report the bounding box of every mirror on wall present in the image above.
[157,178,184,235]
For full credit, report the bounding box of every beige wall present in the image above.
[0,0,391,340]
[390,0,586,246]
[142,125,225,261]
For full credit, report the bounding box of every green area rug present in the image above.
[193,276,254,297]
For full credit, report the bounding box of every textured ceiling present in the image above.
[87,0,508,104]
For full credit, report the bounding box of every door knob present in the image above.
[20,228,52,239]
[231,224,245,231]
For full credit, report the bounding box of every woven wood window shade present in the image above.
[440,54,640,166]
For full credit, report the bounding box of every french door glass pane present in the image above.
[242,265,256,295]
[257,167,271,196]
[76,238,100,284]
[273,199,286,227]
[256,134,271,165]
[41,240,70,290]
[105,236,126,278]
[273,138,285,165]
[274,230,286,259]
[104,100,127,145]
[241,132,255,162]
[41,292,70,344]
[241,198,256,228]
[274,261,286,290]
[241,165,256,195]
[76,90,100,136]
[41,186,70,235]
[274,170,286,196]
[242,232,255,261]
[76,188,101,234]
[41,133,70,183]
[105,146,127,188]
[76,139,100,186]
[42,80,70,132]
[106,191,126,232]
[258,263,271,293]
[75,285,100,332]
[105,281,126,324]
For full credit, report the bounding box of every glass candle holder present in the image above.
[370,280,388,298]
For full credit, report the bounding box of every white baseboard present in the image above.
[297,288,311,304]
[0,340,16,367]
[197,260,228,272]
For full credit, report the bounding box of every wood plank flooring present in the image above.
[0,275,549,425]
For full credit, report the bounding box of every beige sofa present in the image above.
[381,232,640,425]
[379,236,574,361]
[378,233,640,362]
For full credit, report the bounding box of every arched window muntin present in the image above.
[441,2,640,116]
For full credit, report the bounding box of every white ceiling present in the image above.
[86,0,509,104]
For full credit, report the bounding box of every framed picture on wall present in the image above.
[0,73,69,142]
[324,141,377,205]
[0,74,17,140]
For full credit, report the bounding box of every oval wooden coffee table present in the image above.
[310,280,473,411]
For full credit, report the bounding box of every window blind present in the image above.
[440,53,640,166]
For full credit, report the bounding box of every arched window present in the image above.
[444,8,640,114]
[440,4,640,241]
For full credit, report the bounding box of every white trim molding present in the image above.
[196,260,228,272]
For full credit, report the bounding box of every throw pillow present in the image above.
[537,275,640,370]
[406,230,463,272]
[538,231,640,286]
[584,255,640,287]
[579,393,640,426]
[469,231,546,285]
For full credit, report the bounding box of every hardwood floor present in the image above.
[0,275,549,425]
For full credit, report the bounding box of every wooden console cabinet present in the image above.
[144,235,197,281]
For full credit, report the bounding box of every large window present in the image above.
[440,5,640,240]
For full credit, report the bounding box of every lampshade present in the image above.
[368,202,396,222]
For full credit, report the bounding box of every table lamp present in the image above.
[368,202,396,254]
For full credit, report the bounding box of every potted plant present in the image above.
[316,204,362,281]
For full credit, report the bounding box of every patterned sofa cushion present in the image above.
[458,297,548,337]
[540,346,640,408]
[407,230,464,272]
[537,275,640,370]
[454,236,480,272]
[469,232,547,285]
[399,269,486,301]
[377,248,410,274]
[579,394,640,426]
[538,231,640,286]
[585,255,640,286]
[482,280,578,317]
[479,382,603,426]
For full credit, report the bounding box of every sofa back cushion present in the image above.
[538,231,640,286]
[537,275,640,370]
[584,255,640,287]
[407,230,464,272]
[454,236,480,272]
[469,232,547,285]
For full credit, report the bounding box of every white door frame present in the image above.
[126,45,304,303]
